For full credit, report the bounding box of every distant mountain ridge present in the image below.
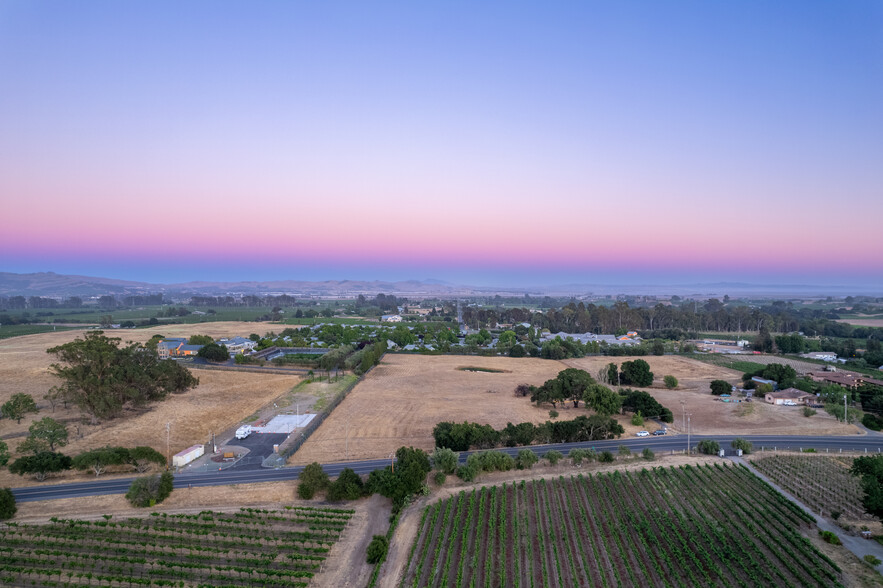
[0,272,478,297]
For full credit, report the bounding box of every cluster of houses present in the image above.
[758,368,883,407]
[157,336,257,359]
[539,330,642,346]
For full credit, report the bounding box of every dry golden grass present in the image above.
[837,318,883,328]
[564,356,860,436]
[290,354,566,464]
[0,322,300,487]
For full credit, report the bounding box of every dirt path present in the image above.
[734,457,883,576]
[310,494,392,588]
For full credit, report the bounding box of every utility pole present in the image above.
[844,394,848,423]
[166,422,171,467]
[345,418,350,461]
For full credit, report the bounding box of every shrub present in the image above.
[862,413,883,431]
[697,440,720,455]
[0,487,16,520]
[803,448,817,453]
[433,471,447,485]
[663,375,678,389]
[710,380,731,396]
[126,472,174,508]
[366,535,389,564]
[731,438,753,455]
[544,450,563,466]
[864,554,881,566]
[326,468,364,501]
[831,510,841,520]
[642,448,655,460]
[549,410,559,419]
[598,451,614,463]
[618,445,631,457]
[631,411,644,426]
[819,530,842,545]
[456,464,476,482]
[298,462,330,500]
[516,449,538,470]
[803,407,817,418]
[568,448,592,466]
[430,447,459,475]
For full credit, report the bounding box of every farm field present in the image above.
[836,317,883,328]
[396,463,844,588]
[290,354,566,464]
[694,353,825,375]
[751,454,878,527]
[564,356,858,436]
[0,506,353,587]
[0,323,300,487]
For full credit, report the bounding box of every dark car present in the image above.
[652,429,667,436]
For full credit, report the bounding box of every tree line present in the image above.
[432,416,625,452]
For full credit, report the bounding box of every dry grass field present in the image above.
[290,354,566,464]
[291,354,860,465]
[0,322,300,487]
[837,318,883,328]
[564,356,859,436]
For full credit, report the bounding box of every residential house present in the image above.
[217,336,257,355]
[157,339,203,358]
[765,388,816,406]
[381,314,403,322]
[751,377,778,390]
[801,351,839,361]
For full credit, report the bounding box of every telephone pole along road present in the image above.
[12,435,883,503]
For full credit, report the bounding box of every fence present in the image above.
[186,362,311,376]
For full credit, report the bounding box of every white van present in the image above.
[235,425,252,440]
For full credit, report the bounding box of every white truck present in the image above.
[235,425,252,440]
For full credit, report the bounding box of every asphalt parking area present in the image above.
[232,432,288,459]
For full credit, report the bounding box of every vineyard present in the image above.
[400,464,842,588]
[0,506,353,587]
[751,454,875,522]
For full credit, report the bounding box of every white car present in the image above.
[636,430,650,437]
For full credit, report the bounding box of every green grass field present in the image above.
[0,324,82,340]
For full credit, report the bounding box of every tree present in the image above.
[366,535,389,564]
[366,447,431,510]
[0,487,15,520]
[430,447,459,475]
[188,335,214,345]
[9,452,72,481]
[389,325,415,348]
[631,411,644,426]
[583,383,622,416]
[298,462,330,499]
[651,339,665,356]
[0,441,9,467]
[72,447,130,476]
[515,449,538,470]
[1,393,38,424]
[198,342,230,362]
[126,471,174,507]
[663,375,678,389]
[851,456,883,519]
[620,360,654,387]
[16,436,50,456]
[128,446,166,473]
[28,417,68,451]
[47,331,199,423]
[556,368,595,408]
[697,440,720,455]
[762,363,797,389]
[731,438,753,454]
[605,363,619,386]
[496,330,517,352]
[710,380,731,396]
[620,389,674,422]
[327,468,365,501]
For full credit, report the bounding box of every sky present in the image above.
[1,1,881,289]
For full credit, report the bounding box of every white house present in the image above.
[218,336,257,355]
[801,351,838,362]
[381,314,403,322]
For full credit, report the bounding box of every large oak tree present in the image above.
[47,331,198,423]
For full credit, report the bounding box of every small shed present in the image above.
[172,444,204,467]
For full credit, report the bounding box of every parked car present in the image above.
[636,430,650,437]
[652,429,667,436]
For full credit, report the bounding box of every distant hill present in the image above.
[0,272,478,297]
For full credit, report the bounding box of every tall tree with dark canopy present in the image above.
[851,456,883,519]
[47,331,198,423]
[620,359,654,387]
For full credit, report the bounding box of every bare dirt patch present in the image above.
[563,355,860,436]
[290,354,566,464]
[0,322,300,487]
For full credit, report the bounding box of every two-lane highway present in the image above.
[12,435,883,503]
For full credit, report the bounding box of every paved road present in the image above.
[12,435,883,503]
